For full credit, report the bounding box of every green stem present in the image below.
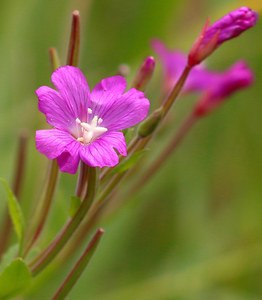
[60,61,193,262]
[52,228,104,300]
[23,161,59,258]
[133,112,197,192]
[75,161,89,199]
[64,135,152,258]
[161,65,192,117]
[29,167,97,276]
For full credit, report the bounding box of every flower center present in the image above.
[76,108,107,144]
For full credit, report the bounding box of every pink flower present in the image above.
[194,61,254,116]
[152,39,250,95]
[152,39,218,93]
[188,7,258,66]
[35,66,150,174]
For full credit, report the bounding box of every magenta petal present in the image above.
[36,129,76,159]
[204,7,258,46]
[93,87,149,131]
[57,142,81,174]
[36,129,81,173]
[51,66,90,121]
[90,76,127,117]
[36,86,76,130]
[80,131,127,168]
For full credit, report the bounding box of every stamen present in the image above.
[77,137,84,143]
[75,114,107,145]
[88,108,93,114]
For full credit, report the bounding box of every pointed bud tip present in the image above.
[117,64,130,77]
[72,10,80,17]
[188,6,258,66]
[144,56,155,69]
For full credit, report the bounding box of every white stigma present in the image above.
[76,109,107,144]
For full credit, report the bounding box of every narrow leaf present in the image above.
[69,196,81,217]
[112,149,148,174]
[0,244,19,273]
[0,258,32,299]
[0,178,25,245]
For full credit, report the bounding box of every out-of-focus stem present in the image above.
[63,135,151,259]
[75,161,89,199]
[23,161,59,257]
[161,65,192,117]
[12,131,28,197]
[134,112,198,192]
[29,168,97,276]
[52,228,104,300]
[67,10,80,66]
[0,131,28,257]
[22,46,63,258]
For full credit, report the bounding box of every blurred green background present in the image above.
[0,0,261,299]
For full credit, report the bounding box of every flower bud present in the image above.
[194,61,254,116]
[138,108,163,137]
[132,56,155,91]
[188,7,258,66]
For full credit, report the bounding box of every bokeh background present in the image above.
[0,0,261,299]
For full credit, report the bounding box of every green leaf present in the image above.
[112,149,148,174]
[69,196,81,217]
[0,244,19,273]
[0,178,25,245]
[124,128,135,144]
[0,258,32,299]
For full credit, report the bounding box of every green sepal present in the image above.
[0,258,32,299]
[0,178,25,249]
[112,149,147,174]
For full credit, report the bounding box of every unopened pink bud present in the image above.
[188,7,258,66]
[194,61,254,116]
[132,56,155,91]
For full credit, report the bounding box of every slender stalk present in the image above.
[161,65,192,117]
[22,161,59,257]
[62,61,193,261]
[29,167,97,276]
[52,228,104,300]
[67,10,80,66]
[0,131,28,257]
[22,45,62,258]
[134,112,197,192]
[75,161,89,199]
[63,136,152,259]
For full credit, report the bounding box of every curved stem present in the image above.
[23,161,59,258]
[75,161,89,199]
[29,167,97,276]
[52,228,104,300]
[134,112,197,192]
[161,65,192,117]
